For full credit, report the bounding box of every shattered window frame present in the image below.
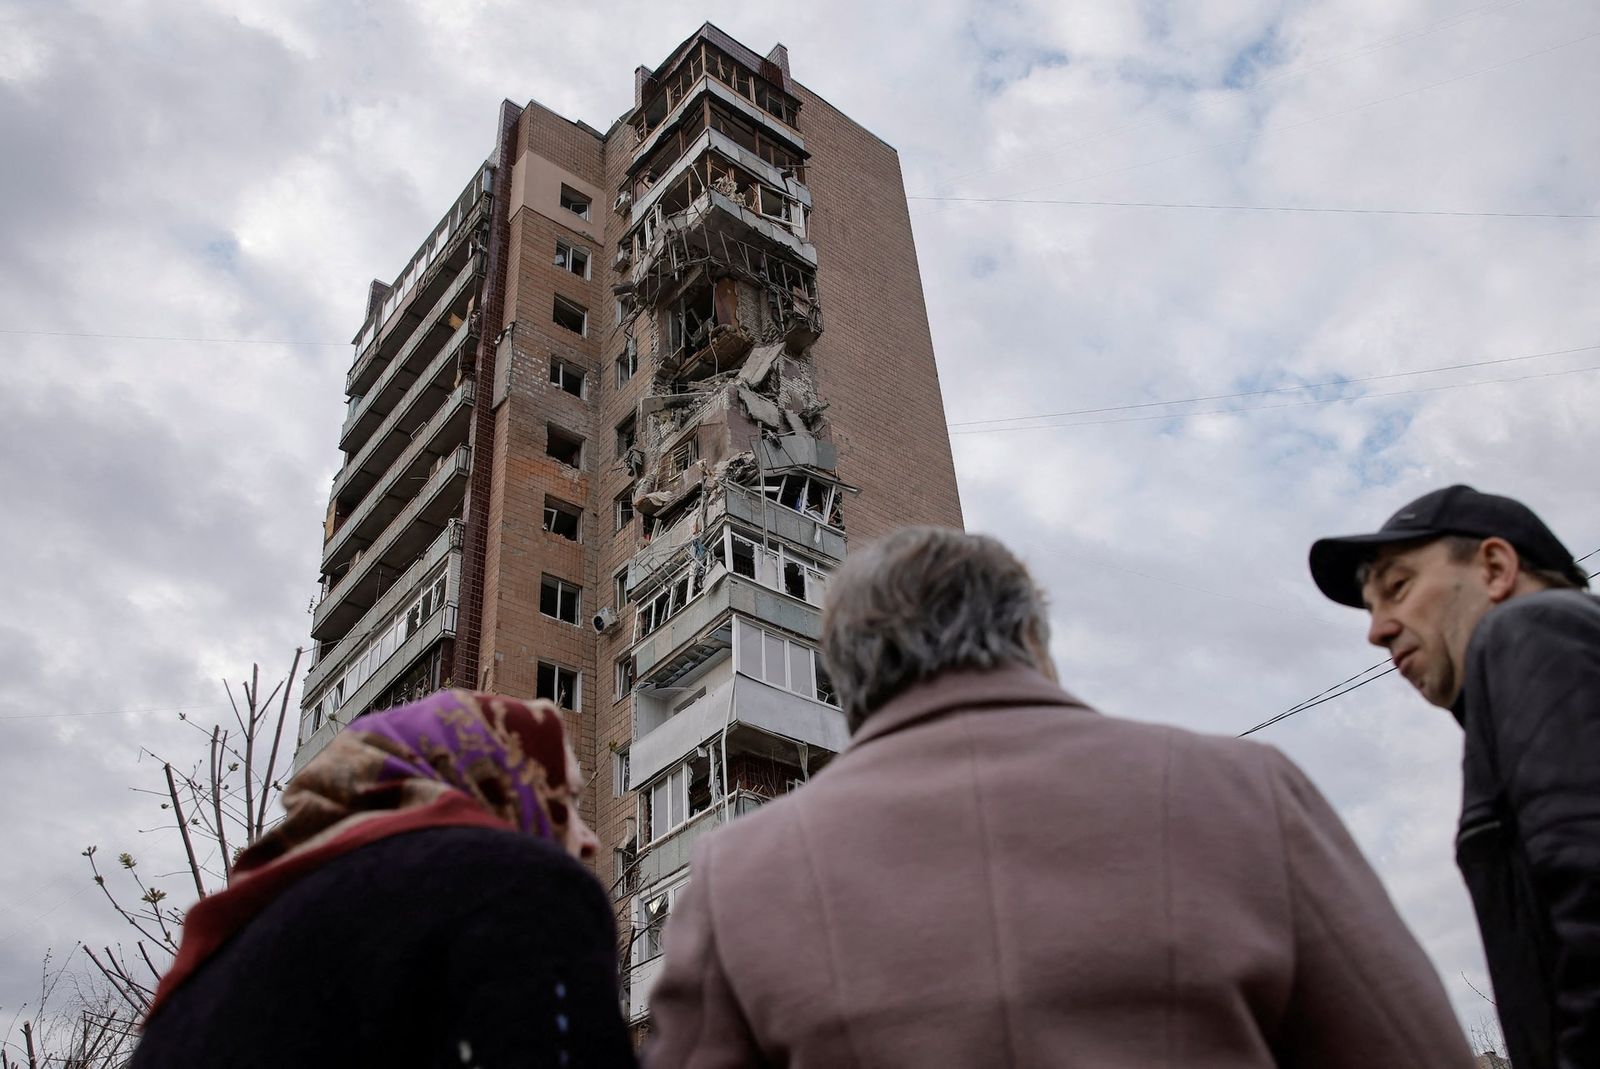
[615,345,638,385]
[535,661,580,710]
[615,414,638,458]
[552,295,588,337]
[542,496,582,542]
[545,424,585,468]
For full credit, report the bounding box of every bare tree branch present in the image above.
[163,764,206,901]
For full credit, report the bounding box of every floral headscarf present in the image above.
[238,689,572,868]
[148,690,573,1021]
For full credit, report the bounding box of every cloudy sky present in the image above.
[3,0,1597,1043]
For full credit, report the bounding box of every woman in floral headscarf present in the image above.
[131,690,634,1069]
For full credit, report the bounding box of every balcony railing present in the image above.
[347,177,489,397]
[323,382,475,573]
[304,522,464,698]
[341,260,480,455]
[312,452,469,642]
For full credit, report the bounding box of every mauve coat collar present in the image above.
[847,662,1092,750]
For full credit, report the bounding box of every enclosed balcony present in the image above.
[341,261,480,456]
[323,382,475,574]
[312,451,470,643]
[347,169,491,399]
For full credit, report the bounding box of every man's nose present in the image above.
[1366,611,1400,648]
[578,826,600,860]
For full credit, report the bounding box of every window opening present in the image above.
[536,662,579,709]
[559,184,590,220]
[546,424,584,468]
[615,415,637,458]
[542,496,581,541]
[550,359,586,397]
[553,296,588,336]
[615,657,636,701]
[554,239,590,278]
[615,345,638,385]
[539,575,581,624]
[615,487,636,532]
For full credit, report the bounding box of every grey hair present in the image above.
[820,526,1052,732]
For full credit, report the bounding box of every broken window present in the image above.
[730,533,756,578]
[559,184,590,220]
[763,474,843,527]
[667,287,715,354]
[647,754,712,843]
[815,661,838,707]
[539,575,581,624]
[660,438,699,480]
[542,496,581,541]
[757,185,790,222]
[554,239,590,278]
[614,566,631,609]
[549,359,586,397]
[615,344,638,385]
[613,747,630,798]
[615,657,636,701]
[734,617,830,703]
[615,414,637,457]
[535,661,579,710]
[780,548,828,606]
[552,295,587,336]
[546,424,584,468]
[614,487,636,533]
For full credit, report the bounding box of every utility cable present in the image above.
[1240,543,1599,736]
[0,329,345,346]
[906,195,1598,220]
[950,360,1600,435]
[949,344,1599,430]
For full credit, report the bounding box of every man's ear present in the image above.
[1479,536,1523,603]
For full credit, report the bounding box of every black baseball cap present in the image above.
[1309,485,1587,608]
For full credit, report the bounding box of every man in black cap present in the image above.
[1310,485,1597,1069]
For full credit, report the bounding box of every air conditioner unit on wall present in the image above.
[593,607,618,634]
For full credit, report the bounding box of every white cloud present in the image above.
[3,0,1596,1044]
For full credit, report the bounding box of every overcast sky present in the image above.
[3,0,1597,1041]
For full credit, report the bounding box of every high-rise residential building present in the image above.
[294,23,963,1024]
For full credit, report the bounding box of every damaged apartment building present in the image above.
[293,24,963,1030]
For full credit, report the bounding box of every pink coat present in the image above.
[647,664,1473,1069]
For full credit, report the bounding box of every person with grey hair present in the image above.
[647,526,1472,1069]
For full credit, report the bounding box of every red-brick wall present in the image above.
[794,87,965,543]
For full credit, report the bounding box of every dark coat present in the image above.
[647,665,1472,1069]
[131,826,636,1069]
[1454,590,1600,1069]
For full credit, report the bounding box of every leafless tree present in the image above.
[76,651,301,1034]
[1,948,138,1069]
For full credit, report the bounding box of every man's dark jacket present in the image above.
[1454,590,1600,1069]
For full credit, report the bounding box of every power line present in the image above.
[1241,543,1599,737]
[949,344,1600,430]
[0,703,226,723]
[950,360,1600,435]
[906,195,1598,220]
[1239,662,1397,737]
[0,329,346,346]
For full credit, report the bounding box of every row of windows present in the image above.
[306,570,451,736]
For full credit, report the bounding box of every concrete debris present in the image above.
[737,386,784,430]
[737,342,785,389]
